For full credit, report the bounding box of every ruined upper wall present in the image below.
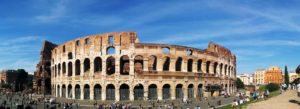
[207,42,236,64]
[51,32,138,58]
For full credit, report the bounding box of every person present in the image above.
[231,100,237,109]
[297,82,300,97]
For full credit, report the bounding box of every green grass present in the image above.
[217,90,281,109]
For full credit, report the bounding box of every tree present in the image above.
[266,83,280,92]
[236,78,245,89]
[15,69,28,91]
[284,66,289,88]
[296,65,300,74]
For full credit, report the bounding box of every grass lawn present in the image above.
[217,90,281,109]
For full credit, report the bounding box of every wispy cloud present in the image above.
[35,0,67,22]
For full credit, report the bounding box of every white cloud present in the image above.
[35,0,67,22]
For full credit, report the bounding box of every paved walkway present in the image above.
[247,90,300,109]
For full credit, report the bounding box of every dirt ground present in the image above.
[247,90,300,109]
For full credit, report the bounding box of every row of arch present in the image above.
[52,55,235,77]
[55,83,204,100]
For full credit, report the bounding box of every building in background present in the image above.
[265,66,283,84]
[254,69,265,85]
[0,70,19,84]
[237,74,254,85]
[289,71,300,83]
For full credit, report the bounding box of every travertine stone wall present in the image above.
[49,32,237,101]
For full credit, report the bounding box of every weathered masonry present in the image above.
[37,32,237,101]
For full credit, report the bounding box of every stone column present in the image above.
[130,87,134,101]
[183,85,188,100]
[144,59,149,71]
[216,64,220,77]
[157,58,162,72]
[129,59,134,76]
[202,61,207,73]
[80,85,84,100]
[182,60,187,72]
[144,85,148,100]
[115,56,120,75]
[90,85,94,100]
[72,84,75,99]
[80,60,84,76]
[158,88,162,100]
[192,60,197,73]
[194,85,197,98]
[170,58,176,72]
[102,57,106,77]
[209,63,214,74]
[72,61,76,77]
[171,85,175,100]
[115,86,120,101]
[101,85,106,100]
[90,59,95,77]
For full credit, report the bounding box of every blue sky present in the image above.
[0,0,299,74]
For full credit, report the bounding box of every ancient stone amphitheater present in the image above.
[48,32,236,101]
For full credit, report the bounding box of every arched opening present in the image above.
[120,84,130,101]
[134,84,144,100]
[197,59,202,72]
[186,49,193,55]
[120,55,130,75]
[163,84,170,99]
[109,36,114,44]
[94,84,102,100]
[163,57,170,71]
[58,64,61,76]
[162,47,170,54]
[225,65,228,76]
[57,85,60,97]
[107,46,115,55]
[214,62,218,75]
[85,38,91,44]
[62,84,66,98]
[206,61,211,74]
[106,84,115,100]
[148,55,157,71]
[84,84,90,99]
[68,62,73,76]
[148,84,157,100]
[198,84,203,99]
[84,58,90,72]
[225,84,228,94]
[75,84,81,99]
[176,84,183,99]
[134,55,143,73]
[106,57,115,75]
[62,62,66,75]
[219,63,223,76]
[75,60,81,75]
[45,78,51,95]
[68,52,72,59]
[68,84,72,98]
[187,59,193,72]
[94,57,102,73]
[175,57,182,71]
[188,84,194,98]
[54,65,57,77]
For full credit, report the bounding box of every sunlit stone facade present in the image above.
[48,32,237,101]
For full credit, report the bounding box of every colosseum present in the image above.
[35,32,237,101]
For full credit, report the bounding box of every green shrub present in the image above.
[266,83,280,92]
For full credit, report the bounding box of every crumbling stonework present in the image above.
[33,41,57,94]
[47,32,236,101]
